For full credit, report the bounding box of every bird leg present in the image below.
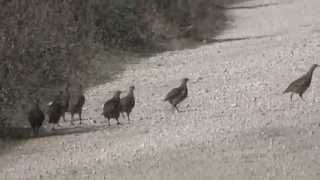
[299,94,306,102]
[107,118,111,126]
[79,112,82,125]
[36,127,40,137]
[51,124,56,131]
[31,128,35,137]
[116,118,121,125]
[170,106,175,113]
[62,113,66,122]
[126,113,130,123]
[299,94,309,113]
[70,113,75,125]
[174,105,180,113]
[290,93,293,101]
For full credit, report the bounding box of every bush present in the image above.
[0,0,227,133]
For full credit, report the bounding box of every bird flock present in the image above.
[28,64,319,137]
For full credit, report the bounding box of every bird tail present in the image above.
[283,88,289,94]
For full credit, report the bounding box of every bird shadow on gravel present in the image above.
[0,119,131,142]
[212,0,294,10]
[233,124,320,150]
[206,34,280,44]
[0,124,106,156]
[0,120,132,156]
[40,125,103,138]
[0,125,101,140]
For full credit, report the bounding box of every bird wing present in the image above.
[69,93,85,110]
[120,95,135,111]
[120,97,126,104]
[284,74,309,93]
[103,98,118,113]
[29,109,45,122]
[78,95,85,106]
[28,110,36,121]
[75,94,85,107]
[164,87,181,101]
[39,111,45,121]
[62,93,70,107]
[119,97,127,111]
[48,102,62,114]
[121,95,135,105]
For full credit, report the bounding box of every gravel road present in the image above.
[1,0,320,179]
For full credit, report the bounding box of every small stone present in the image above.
[231,103,238,108]
[290,50,294,57]
[223,68,228,73]
[197,77,203,81]
[96,157,102,163]
[314,97,320,103]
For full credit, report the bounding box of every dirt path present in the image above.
[2,0,320,179]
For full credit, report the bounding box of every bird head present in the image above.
[33,97,40,105]
[181,78,189,84]
[310,64,320,72]
[31,98,41,109]
[114,90,122,97]
[129,85,135,91]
